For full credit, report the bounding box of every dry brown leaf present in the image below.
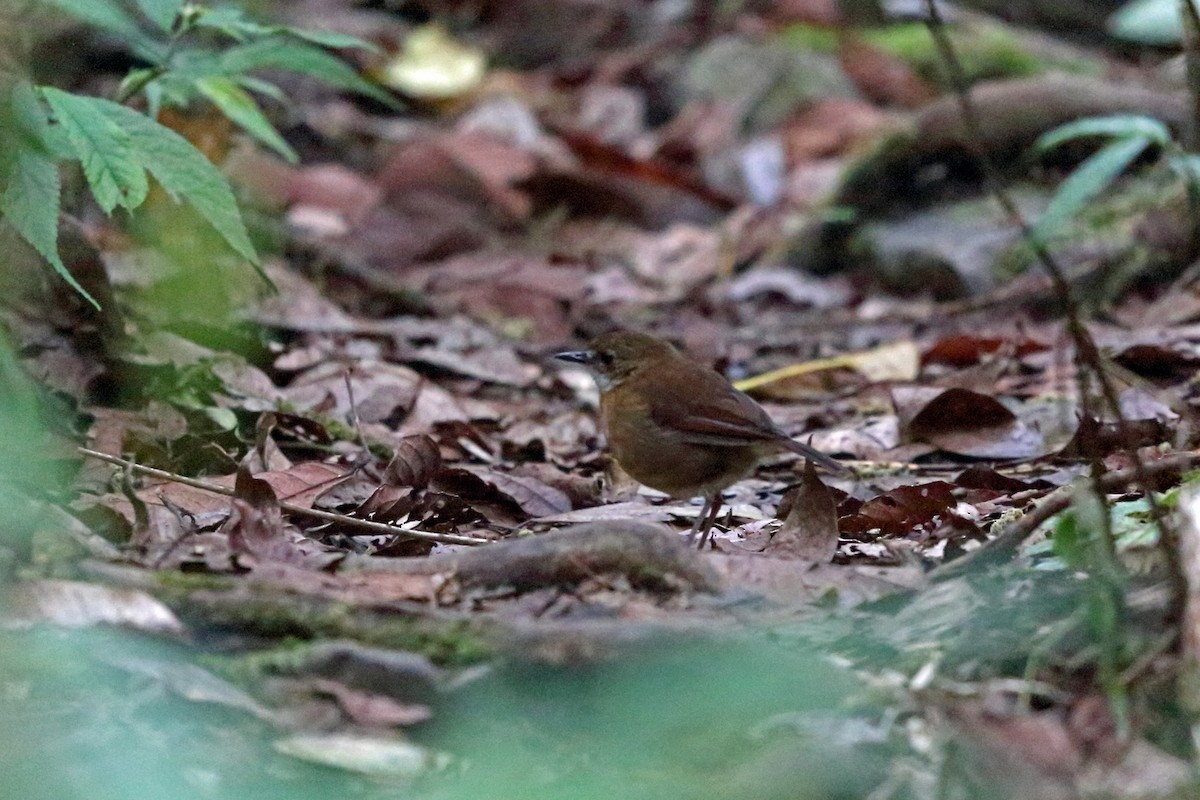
[768,462,838,562]
[384,435,443,489]
[893,385,1043,460]
[460,466,573,518]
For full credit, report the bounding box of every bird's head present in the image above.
[555,331,679,389]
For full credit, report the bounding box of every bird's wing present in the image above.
[649,375,781,447]
[646,370,846,472]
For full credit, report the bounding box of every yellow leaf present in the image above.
[381,24,486,99]
[734,340,919,392]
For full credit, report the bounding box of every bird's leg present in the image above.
[689,492,724,549]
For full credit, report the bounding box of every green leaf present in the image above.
[285,27,380,53]
[40,0,142,39]
[82,96,260,267]
[40,88,150,214]
[194,6,379,52]
[1167,153,1200,186]
[116,67,162,104]
[1051,512,1084,569]
[1031,134,1153,243]
[218,36,394,106]
[234,76,288,105]
[0,144,98,308]
[39,0,163,59]
[133,0,182,31]
[192,5,268,41]
[195,76,298,162]
[1037,115,1171,152]
[150,72,200,109]
[8,81,71,159]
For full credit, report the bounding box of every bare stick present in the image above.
[77,447,490,547]
[1180,0,1200,152]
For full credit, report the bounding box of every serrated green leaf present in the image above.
[80,96,260,267]
[218,36,394,106]
[195,76,297,162]
[40,88,150,214]
[133,0,182,31]
[8,81,71,159]
[1037,115,1170,152]
[1031,135,1152,243]
[0,144,98,308]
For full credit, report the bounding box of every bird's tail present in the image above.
[781,437,849,475]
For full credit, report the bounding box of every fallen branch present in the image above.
[77,447,490,547]
[341,520,722,594]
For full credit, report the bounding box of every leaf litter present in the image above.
[10,2,1200,796]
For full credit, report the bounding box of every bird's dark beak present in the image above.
[555,349,597,365]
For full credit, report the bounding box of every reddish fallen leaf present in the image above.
[404,344,537,387]
[923,334,1050,367]
[555,129,737,213]
[501,411,599,467]
[840,481,958,537]
[953,466,1054,494]
[760,0,842,26]
[432,466,570,521]
[225,458,340,570]
[287,163,383,225]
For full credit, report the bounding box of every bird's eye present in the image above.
[598,351,615,366]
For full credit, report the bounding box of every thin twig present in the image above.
[343,370,370,455]
[1179,0,1200,152]
[1178,0,1200,256]
[77,447,490,547]
[922,0,1188,621]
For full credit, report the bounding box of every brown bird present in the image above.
[556,331,846,547]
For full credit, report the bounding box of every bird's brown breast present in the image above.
[599,370,765,497]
